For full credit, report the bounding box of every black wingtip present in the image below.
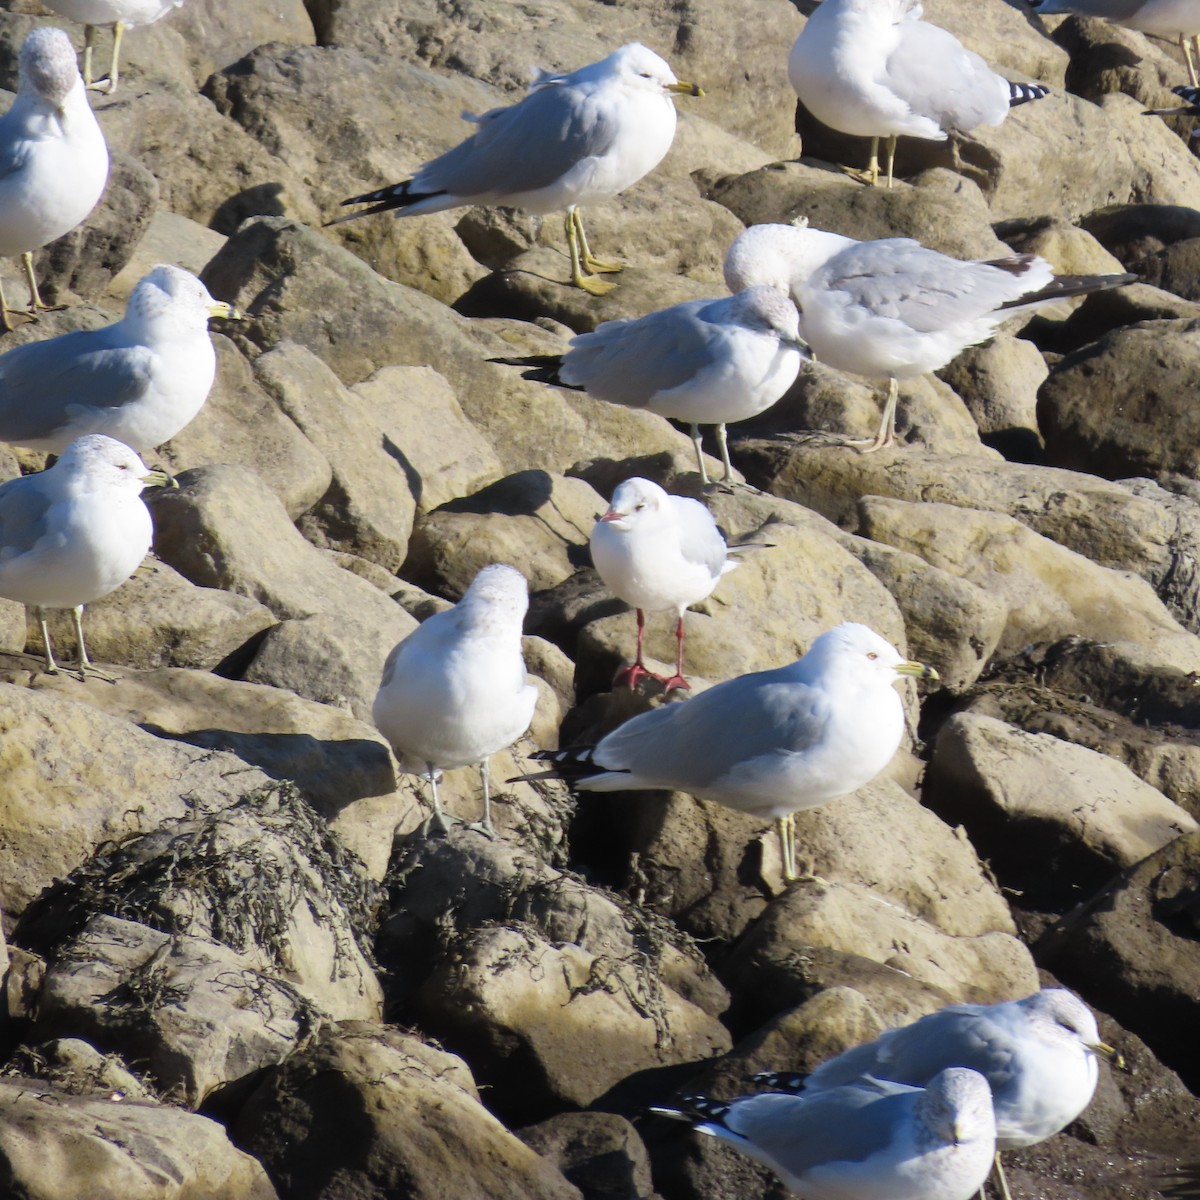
[1008,80,1050,107]
[748,1071,808,1093]
[1000,270,1138,309]
[488,354,571,387]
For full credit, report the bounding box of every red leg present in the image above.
[613,609,673,691]
[659,614,691,692]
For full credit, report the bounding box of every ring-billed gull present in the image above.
[0,27,109,332]
[0,264,241,454]
[1145,82,1200,120]
[652,1067,996,1200]
[0,433,172,678]
[529,622,936,880]
[497,286,808,483]
[373,563,539,834]
[328,43,702,295]
[758,988,1123,1200]
[590,476,739,692]
[723,222,1136,450]
[41,0,185,93]
[1031,0,1200,85]
[788,0,1050,188]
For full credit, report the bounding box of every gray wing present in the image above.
[807,1006,1018,1092]
[0,327,152,446]
[0,473,54,566]
[0,126,32,184]
[721,1086,916,1177]
[593,663,831,789]
[558,298,731,408]
[670,496,728,577]
[812,239,1034,333]
[414,80,622,199]
[887,22,1007,130]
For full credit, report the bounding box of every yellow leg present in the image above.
[776,814,798,881]
[885,135,897,190]
[573,208,623,274]
[840,136,881,186]
[0,275,14,334]
[1184,33,1200,87]
[34,607,59,674]
[688,423,710,485]
[565,209,616,295]
[857,376,899,453]
[83,25,96,88]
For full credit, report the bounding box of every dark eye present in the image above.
[866,651,878,660]
[639,71,653,78]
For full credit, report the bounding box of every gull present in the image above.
[0,26,109,332]
[1031,0,1200,85]
[0,433,172,678]
[788,0,1050,187]
[41,0,185,93]
[1144,82,1200,123]
[496,285,808,483]
[652,1068,997,1200]
[373,563,539,834]
[328,43,702,295]
[723,222,1136,450]
[758,988,1124,1200]
[529,622,937,880]
[0,264,241,454]
[590,476,738,692]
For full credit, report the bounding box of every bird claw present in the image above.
[583,255,624,274]
[573,272,618,296]
[660,674,691,693]
[466,819,500,840]
[612,662,667,691]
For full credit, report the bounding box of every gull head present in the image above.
[127,264,243,334]
[734,285,807,349]
[597,476,670,533]
[55,434,169,494]
[19,27,80,109]
[1021,989,1123,1068]
[458,563,530,625]
[605,43,703,98]
[805,622,939,687]
[917,1068,996,1148]
[724,223,855,297]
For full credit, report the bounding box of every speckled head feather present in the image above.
[126,264,219,327]
[19,27,80,107]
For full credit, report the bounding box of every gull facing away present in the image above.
[723,222,1136,450]
[0,27,109,331]
[329,43,702,295]
[788,0,1050,187]
[1032,0,1200,85]
[760,987,1123,1200]
[496,286,808,484]
[652,1068,997,1200]
[529,622,936,880]
[590,476,739,692]
[0,433,172,678]
[41,0,185,93]
[373,563,539,834]
[0,264,241,454]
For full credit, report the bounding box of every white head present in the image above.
[19,26,80,108]
[723,224,856,298]
[53,434,167,494]
[731,285,806,348]
[917,1068,996,1148]
[458,563,530,624]
[124,264,241,336]
[1020,989,1115,1061]
[593,43,701,98]
[802,621,937,686]
[595,477,671,534]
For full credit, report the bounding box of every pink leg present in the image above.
[613,609,673,691]
[660,614,691,693]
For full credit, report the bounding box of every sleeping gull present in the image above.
[0,264,241,454]
[788,0,1050,187]
[496,285,808,483]
[528,621,936,880]
[652,1068,996,1200]
[0,27,109,331]
[1031,0,1200,85]
[41,0,185,93]
[757,987,1123,1200]
[723,222,1136,450]
[329,43,702,295]
[373,563,539,834]
[590,476,738,692]
[0,433,172,678]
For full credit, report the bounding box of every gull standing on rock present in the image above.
[723,222,1136,450]
[497,286,808,483]
[329,43,702,295]
[590,476,738,692]
[0,26,109,332]
[0,264,241,454]
[41,0,185,93]
[652,1068,997,1200]
[762,987,1123,1200]
[0,434,172,678]
[373,563,539,834]
[787,0,1049,187]
[529,622,937,880]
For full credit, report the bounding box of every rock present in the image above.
[1051,12,1184,107]
[1129,237,1200,302]
[0,1075,278,1199]
[519,1112,656,1200]
[13,1038,155,1102]
[234,1021,583,1200]
[108,208,227,301]
[160,0,316,85]
[926,712,1199,907]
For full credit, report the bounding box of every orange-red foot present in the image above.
[660,674,691,692]
[613,662,668,691]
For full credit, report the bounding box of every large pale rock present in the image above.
[108,208,227,300]
[0,1076,278,1199]
[857,495,1200,667]
[235,1022,582,1200]
[0,683,273,916]
[927,713,1199,906]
